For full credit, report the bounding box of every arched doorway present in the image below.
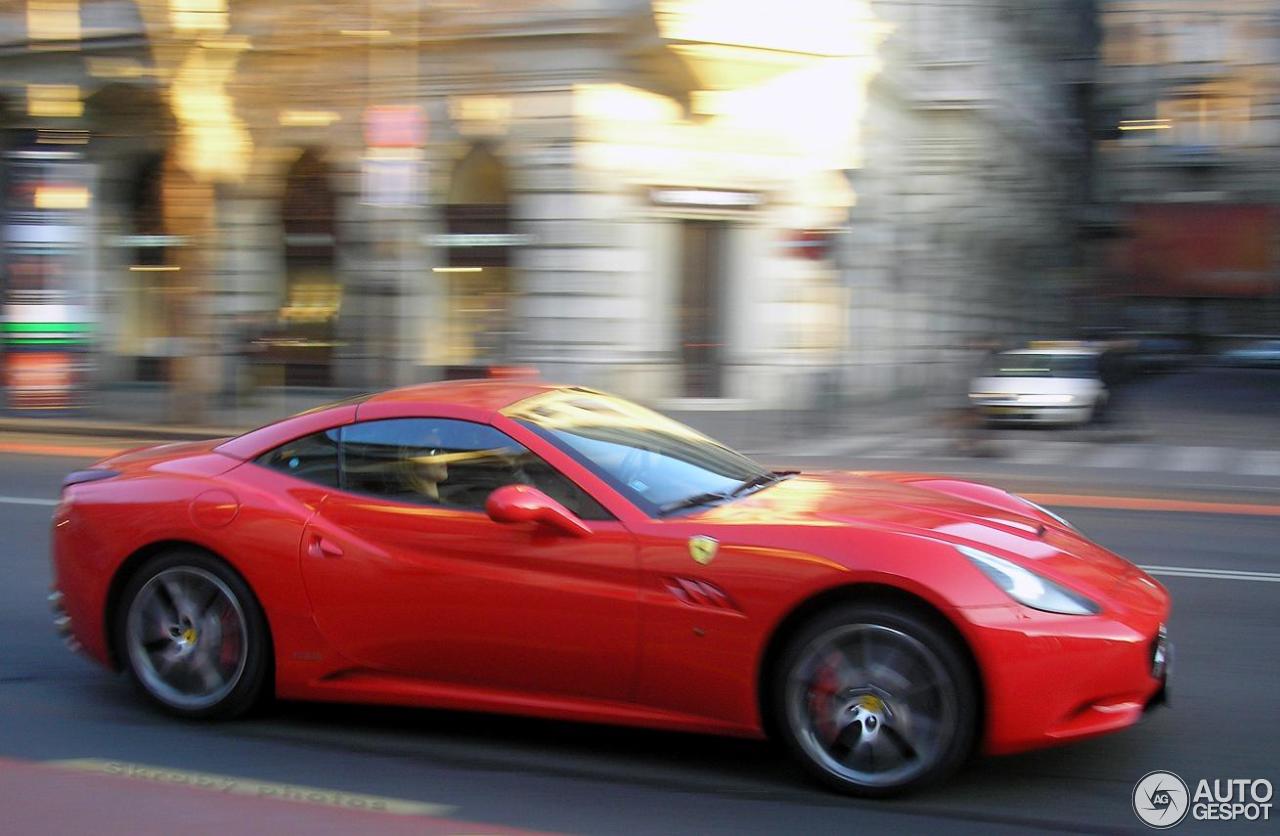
[442,145,515,368]
[84,83,201,384]
[272,148,340,386]
[124,151,175,380]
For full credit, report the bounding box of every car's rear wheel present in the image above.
[772,602,978,797]
[117,550,269,719]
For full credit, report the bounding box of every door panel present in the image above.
[300,496,639,701]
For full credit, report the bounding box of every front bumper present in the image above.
[965,604,1170,755]
[976,404,1093,425]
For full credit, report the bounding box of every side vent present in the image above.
[662,576,741,613]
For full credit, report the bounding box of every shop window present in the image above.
[274,148,340,386]
[441,145,515,369]
[679,220,728,398]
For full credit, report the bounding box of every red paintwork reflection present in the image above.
[51,381,1170,755]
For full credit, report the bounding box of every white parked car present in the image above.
[969,347,1108,426]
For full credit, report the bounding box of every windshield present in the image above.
[505,390,774,516]
[986,353,1098,379]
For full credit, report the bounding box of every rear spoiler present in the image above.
[61,469,120,490]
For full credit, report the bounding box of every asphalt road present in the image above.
[2,451,1277,834]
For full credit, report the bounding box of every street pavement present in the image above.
[1,438,1278,834]
[5,367,1278,477]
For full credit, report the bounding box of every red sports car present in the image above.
[50,381,1170,796]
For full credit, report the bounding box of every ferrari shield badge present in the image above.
[688,535,719,566]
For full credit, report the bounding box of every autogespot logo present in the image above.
[1133,771,1190,829]
[1133,772,1274,828]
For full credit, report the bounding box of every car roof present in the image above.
[215,378,573,460]
[363,378,566,411]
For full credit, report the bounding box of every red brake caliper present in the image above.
[807,652,843,743]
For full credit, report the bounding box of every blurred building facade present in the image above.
[843,0,1097,398]
[1,0,1096,414]
[1092,0,1280,340]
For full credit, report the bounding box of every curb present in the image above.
[0,417,240,441]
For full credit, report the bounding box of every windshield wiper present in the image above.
[729,470,798,497]
[658,471,800,516]
[657,491,733,516]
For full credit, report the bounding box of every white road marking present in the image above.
[1011,442,1080,466]
[1141,564,1280,583]
[1163,445,1224,472]
[0,496,58,506]
[1236,450,1280,478]
[1074,445,1141,469]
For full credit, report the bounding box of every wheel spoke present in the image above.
[860,737,876,772]
[904,715,940,747]
[824,650,862,691]
[882,724,919,761]
[127,566,249,712]
[869,641,910,687]
[191,651,223,692]
[786,622,960,789]
[857,630,874,670]
[196,584,223,620]
[136,610,171,644]
[152,650,181,677]
[900,672,943,700]
[830,721,863,761]
[161,577,193,619]
[141,587,177,624]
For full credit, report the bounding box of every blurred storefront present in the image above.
[1108,204,1280,339]
[1093,0,1280,341]
[0,1,1093,413]
[1,133,96,410]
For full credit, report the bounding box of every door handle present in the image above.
[307,536,344,559]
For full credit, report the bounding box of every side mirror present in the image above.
[485,484,592,538]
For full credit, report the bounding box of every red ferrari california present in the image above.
[50,380,1170,796]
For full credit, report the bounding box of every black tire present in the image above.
[770,602,978,797]
[115,548,271,720]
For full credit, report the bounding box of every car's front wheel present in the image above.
[117,550,270,719]
[773,602,978,797]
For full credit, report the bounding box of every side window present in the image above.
[255,429,340,487]
[340,418,610,519]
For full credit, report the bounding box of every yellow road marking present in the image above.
[0,441,125,458]
[46,759,455,817]
[1024,492,1280,517]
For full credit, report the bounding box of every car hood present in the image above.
[698,470,1164,615]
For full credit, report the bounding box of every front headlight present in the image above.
[1015,393,1076,405]
[957,545,1100,615]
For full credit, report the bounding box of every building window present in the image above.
[440,145,515,369]
[1161,94,1252,147]
[273,148,340,386]
[679,220,728,398]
